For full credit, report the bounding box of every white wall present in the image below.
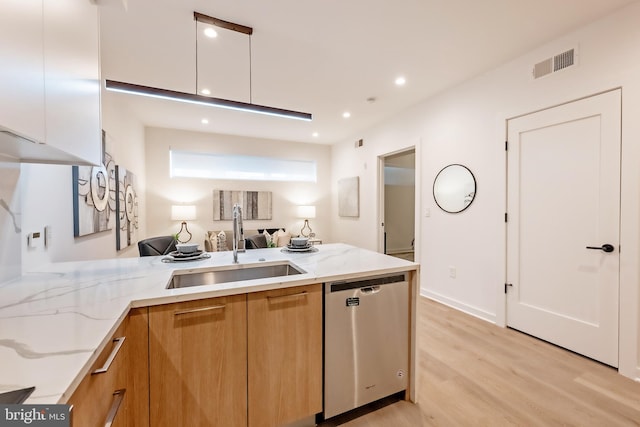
[20,91,146,270]
[330,3,640,379]
[144,127,331,246]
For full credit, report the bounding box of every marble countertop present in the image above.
[0,243,418,404]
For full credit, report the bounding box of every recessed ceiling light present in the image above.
[204,28,218,38]
[395,76,406,86]
[201,118,209,124]
[312,132,319,138]
[343,112,351,119]
[201,88,211,95]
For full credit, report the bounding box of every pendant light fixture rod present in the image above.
[195,17,199,94]
[249,34,253,104]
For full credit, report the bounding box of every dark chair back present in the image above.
[138,236,177,256]
[245,234,268,249]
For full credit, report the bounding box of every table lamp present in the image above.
[171,205,196,243]
[297,205,316,238]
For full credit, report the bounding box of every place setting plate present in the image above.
[162,250,211,262]
[281,243,318,253]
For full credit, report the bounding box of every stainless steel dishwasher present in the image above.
[324,272,409,419]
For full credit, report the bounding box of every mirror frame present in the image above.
[432,164,477,213]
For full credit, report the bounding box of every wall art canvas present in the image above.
[115,165,139,250]
[338,176,360,217]
[213,190,272,221]
[73,131,115,237]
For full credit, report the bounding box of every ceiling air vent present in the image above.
[532,47,577,79]
[554,48,575,71]
[533,58,553,79]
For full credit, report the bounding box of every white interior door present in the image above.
[506,89,621,367]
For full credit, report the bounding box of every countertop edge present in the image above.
[57,303,132,404]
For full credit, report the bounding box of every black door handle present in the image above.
[586,244,615,253]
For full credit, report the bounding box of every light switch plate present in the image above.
[27,232,41,249]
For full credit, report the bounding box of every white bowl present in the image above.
[176,243,199,253]
[290,237,309,247]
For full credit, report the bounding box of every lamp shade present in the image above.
[171,205,197,221]
[297,205,316,219]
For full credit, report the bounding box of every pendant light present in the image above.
[105,12,312,122]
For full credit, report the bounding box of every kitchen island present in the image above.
[0,243,419,421]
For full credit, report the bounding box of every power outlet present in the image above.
[449,266,456,279]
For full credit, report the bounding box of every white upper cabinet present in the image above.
[0,0,46,143]
[43,0,101,165]
[0,0,101,165]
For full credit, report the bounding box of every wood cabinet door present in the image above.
[69,316,129,427]
[121,307,149,427]
[149,295,247,427]
[247,284,323,427]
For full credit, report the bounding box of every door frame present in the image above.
[377,143,421,262]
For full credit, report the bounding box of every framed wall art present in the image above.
[115,165,138,250]
[213,190,272,221]
[72,131,115,237]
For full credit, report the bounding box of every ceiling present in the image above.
[99,0,636,145]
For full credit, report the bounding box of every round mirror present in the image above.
[433,164,476,213]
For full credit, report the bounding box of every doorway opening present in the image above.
[379,148,416,261]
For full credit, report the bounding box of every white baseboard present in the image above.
[636,367,640,383]
[420,289,496,324]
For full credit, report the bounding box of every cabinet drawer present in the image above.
[68,317,130,427]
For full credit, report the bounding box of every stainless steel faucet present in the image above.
[232,203,243,263]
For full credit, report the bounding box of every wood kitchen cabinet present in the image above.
[68,307,149,427]
[148,295,248,427]
[247,284,323,427]
[122,307,150,426]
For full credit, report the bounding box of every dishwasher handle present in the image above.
[329,273,407,292]
[360,285,380,294]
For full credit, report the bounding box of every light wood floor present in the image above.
[328,297,640,426]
